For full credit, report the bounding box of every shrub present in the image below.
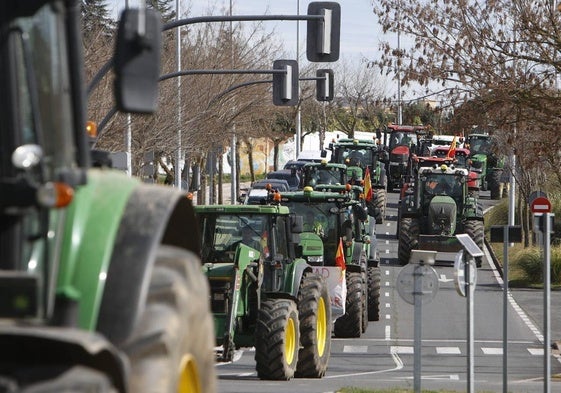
[511,247,543,283]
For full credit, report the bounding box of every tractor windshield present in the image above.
[304,166,346,187]
[389,132,418,149]
[335,147,373,168]
[198,213,285,262]
[282,202,341,265]
[423,173,464,198]
[467,136,491,155]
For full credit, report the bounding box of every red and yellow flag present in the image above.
[364,167,373,202]
[335,237,346,270]
[446,135,457,159]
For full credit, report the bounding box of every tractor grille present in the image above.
[428,198,457,235]
[390,153,408,162]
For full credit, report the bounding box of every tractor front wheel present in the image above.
[296,272,332,378]
[255,299,300,380]
[123,245,216,393]
[367,266,381,321]
[398,217,420,265]
[333,271,363,338]
[464,219,485,267]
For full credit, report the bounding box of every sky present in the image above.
[111,0,387,67]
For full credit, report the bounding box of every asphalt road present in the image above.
[214,190,561,393]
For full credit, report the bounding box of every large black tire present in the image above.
[123,245,216,393]
[374,189,387,224]
[367,266,381,321]
[398,217,419,265]
[333,271,363,338]
[255,299,300,380]
[464,219,485,267]
[488,169,503,200]
[296,272,332,378]
[361,270,368,333]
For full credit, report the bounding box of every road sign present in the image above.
[531,196,552,213]
[396,264,439,305]
[454,251,477,297]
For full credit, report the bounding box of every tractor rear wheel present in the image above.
[398,217,420,265]
[255,299,300,380]
[464,219,485,267]
[374,189,387,224]
[296,272,332,378]
[333,271,363,338]
[367,266,381,321]
[123,245,216,393]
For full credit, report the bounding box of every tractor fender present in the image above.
[346,242,365,273]
[280,259,313,298]
[0,326,128,393]
[96,181,200,346]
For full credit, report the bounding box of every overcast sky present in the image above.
[112,1,386,65]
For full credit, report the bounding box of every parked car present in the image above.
[266,169,301,191]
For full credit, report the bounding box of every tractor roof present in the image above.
[279,188,352,204]
[194,204,291,215]
[418,164,469,176]
[332,138,377,146]
[303,161,347,170]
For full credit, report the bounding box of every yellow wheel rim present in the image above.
[178,354,201,393]
[317,297,327,357]
[285,316,297,365]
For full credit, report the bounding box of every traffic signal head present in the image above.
[306,2,341,62]
[316,69,334,101]
[273,60,299,106]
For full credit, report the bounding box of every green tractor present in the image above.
[0,3,215,392]
[278,187,381,338]
[195,204,332,380]
[328,138,388,224]
[397,163,484,266]
[466,132,505,200]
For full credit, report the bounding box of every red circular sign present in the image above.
[531,196,552,213]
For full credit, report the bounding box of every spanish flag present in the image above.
[446,135,457,159]
[335,237,346,270]
[364,167,373,202]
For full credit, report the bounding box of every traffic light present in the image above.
[273,60,299,106]
[306,2,341,62]
[316,69,334,101]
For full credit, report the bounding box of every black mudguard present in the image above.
[96,184,200,346]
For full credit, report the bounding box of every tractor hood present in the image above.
[203,262,235,280]
[428,195,457,236]
[391,145,410,156]
[469,154,487,171]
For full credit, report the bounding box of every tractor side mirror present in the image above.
[114,8,162,113]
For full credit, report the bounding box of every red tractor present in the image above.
[382,124,427,191]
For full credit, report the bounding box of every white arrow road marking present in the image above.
[324,345,404,379]
[439,274,453,282]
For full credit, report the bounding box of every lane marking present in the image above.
[436,347,461,354]
[385,303,391,308]
[385,281,390,286]
[385,325,391,340]
[482,347,503,355]
[528,348,544,356]
[438,274,453,282]
[385,314,391,320]
[343,345,368,353]
[392,346,414,354]
[486,243,545,343]
[385,292,390,297]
